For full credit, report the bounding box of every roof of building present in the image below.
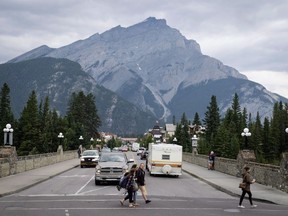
[165,124,176,132]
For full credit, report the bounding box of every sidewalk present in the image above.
[0,158,79,197]
[0,159,287,206]
[182,161,288,206]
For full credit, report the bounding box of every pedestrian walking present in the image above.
[238,166,257,208]
[136,163,151,204]
[208,151,215,170]
[120,164,139,207]
[77,145,82,158]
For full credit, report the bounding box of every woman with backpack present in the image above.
[120,164,138,208]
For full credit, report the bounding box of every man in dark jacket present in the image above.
[136,163,151,204]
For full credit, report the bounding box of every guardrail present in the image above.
[183,151,288,193]
[0,145,78,178]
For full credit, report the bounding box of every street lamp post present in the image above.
[58,132,64,146]
[3,123,13,146]
[191,135,198,155]
[90,137,94,149]
[79,135,84,146]
[241,128,251,149]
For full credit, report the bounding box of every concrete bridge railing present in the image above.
[0,146,78,178]
[183,151,288,193]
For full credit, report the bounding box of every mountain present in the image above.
[8,17,288,122]
[0,57,157,134]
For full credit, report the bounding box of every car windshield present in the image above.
[100,154,125,162]
[83,151,98,156]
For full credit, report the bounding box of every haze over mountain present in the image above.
[7,17,288,128]
[0,57,157,135]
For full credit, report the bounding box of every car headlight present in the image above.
[95,165,101,173]
[80,158,84,161]
[122,165,128,173]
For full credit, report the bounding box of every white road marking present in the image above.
[75,175,94,195]
[78,186,111,195]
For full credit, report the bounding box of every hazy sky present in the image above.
[1,0,288,98]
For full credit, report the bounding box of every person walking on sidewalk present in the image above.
[238,166,257,208]
[136,163,151,204]
[208,151,215,170]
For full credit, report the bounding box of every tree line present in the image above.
[1,81,288,164]
[171,94,288,165]
[0,83,101,156]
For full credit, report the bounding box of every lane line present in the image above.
[75,175,94,195]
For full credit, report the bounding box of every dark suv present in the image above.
[95,152,134,185]
[80,150,99,168]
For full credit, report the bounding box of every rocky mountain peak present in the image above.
[5,17,288,122]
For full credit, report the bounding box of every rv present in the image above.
[131,142,140,152]
[146,143,182,177]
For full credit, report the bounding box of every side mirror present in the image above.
[128,159,134,163]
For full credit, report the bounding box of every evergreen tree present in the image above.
[217,107,240,158]
[66,91,101,149]
[250,112,263,161]
[269,102,282,162]
[192,112,201,126]
[180,112,188,125]
[231,93,242,135]
[17,90,40,155]
[174,113,190,152]
[214,124,229,157]
[262,117,271,161]
[284,103,288,152]
[203,95,221,147]
[279,102,288,153]
[38,97,63,153]
[0,83,14,129]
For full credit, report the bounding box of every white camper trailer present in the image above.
[146,143,182,176]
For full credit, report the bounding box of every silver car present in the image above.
[95,152,134,185]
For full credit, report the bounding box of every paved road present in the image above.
[0,152,287,216]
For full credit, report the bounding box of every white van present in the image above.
[146,143,182,177]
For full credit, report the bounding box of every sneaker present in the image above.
[120,200,124,206]
[238,205,245,208]
[145,200,151,204]
[129,204,135,208]
[251,205,257,208]
[133,203,139,206]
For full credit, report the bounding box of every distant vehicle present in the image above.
[112,147,119,152]
[131,142,140,152]
[101,147,111,153]
[80,150,100,168]
[120,145,128,152]
[95,152,134,185]
[146,143,182,177]
[137,147,145,155]
[140,149,148,160]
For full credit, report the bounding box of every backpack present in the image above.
[119,175,129,188]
